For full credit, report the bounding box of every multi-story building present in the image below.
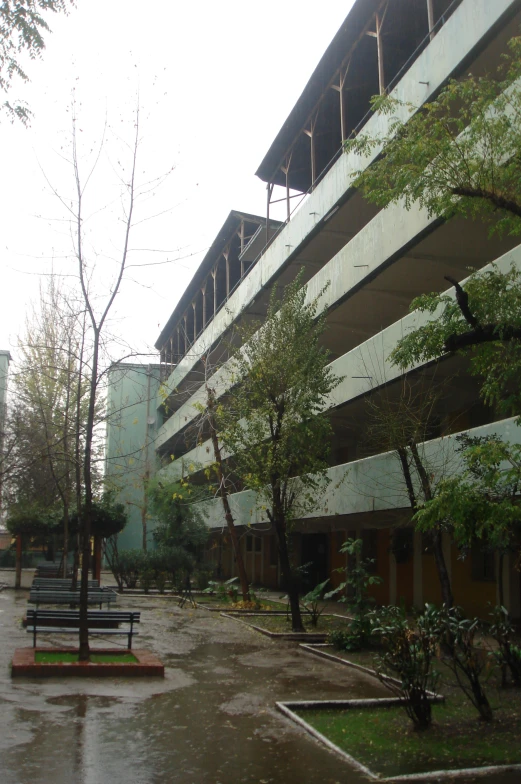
[106,0,521,618]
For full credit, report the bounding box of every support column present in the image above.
[376,10,385,94]
[281,151,293,221]
[212,266,217,316]
[192,301,197,343]
[223,247,230,297]
[427,0,435,40]
[303,111,318,187]
[266,183,274,245]
[332,62,350,142]
[202,282,207,328]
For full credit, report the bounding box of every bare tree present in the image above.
[44,99,172,659]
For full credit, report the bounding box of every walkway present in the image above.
[0,587,517,783]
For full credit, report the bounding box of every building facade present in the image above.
[107,0,521,617]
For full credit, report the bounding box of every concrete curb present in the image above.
[220,613,328,642]
[11,647,165,677]
[276,699,521,781]
[299,643,442,698]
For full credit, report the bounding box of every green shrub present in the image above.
[374,607,440,731]
[116,549,148,589]
[489,605,521,687]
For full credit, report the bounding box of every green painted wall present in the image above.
[105,363,161,551]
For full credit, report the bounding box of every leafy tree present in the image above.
[191,354,250,601]
[147,476,208,557]
[413,433,521,605]
[346,36,521,413]
[6,501,60,537]
[347,35,521,576]
[364,375,454,607]
[373,606,440,731]
[0,0,75,122]
[220,274,341,631]
[347,37,521,238]
[9,276,93,575]
[390,265,521,417]
[333,537,383,648]
[43,99,173,660]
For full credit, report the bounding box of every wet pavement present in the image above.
[0,586,519,784]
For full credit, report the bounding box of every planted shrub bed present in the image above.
[294,687,521,779]
[234,613,348,634]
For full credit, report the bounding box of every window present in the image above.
[246,534,262,553]
[269,536,278,567]
[471,543,496,583]
[362,529,378,574]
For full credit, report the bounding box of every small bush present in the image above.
[489,605,521,687]
[328,629,364,652]
[427,604,493,722]
[374,607,440,731]
[116,549,147,589]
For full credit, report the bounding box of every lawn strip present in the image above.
[279,699,521,780]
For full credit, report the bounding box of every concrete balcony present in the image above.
[193,417,520,530]
[157,0,520,407]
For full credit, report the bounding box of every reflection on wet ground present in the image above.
[0,589,518,783]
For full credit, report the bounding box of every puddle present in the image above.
[0,590,518,783]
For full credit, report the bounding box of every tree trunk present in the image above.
[408,442,453,608]
[92,536,102,581]
[15,534,22,589]
[498,551,504,608]
[207,391,249,601]
[432,529,453,608]
[274,515,304,632]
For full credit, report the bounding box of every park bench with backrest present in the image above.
[35,564,75,578]
[29,586,117,609]
[32,578,99,590]
[26,608,140,648]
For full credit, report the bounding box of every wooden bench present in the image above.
[29,587,117,609]
[32,578,99,590]
[26,609,141,648]
[35,564,75,579]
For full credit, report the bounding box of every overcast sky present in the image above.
[0,0,354,364]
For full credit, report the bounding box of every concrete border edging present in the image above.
[220,612,330,641]
[299,643,442,697]
[276,699,521,781]
[11,647,165,677]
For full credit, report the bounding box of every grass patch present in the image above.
[242,613,347,633]
[295,651,521,777]
[297,700,521,777]
[35,651,137,664]
[196,596,284,612]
